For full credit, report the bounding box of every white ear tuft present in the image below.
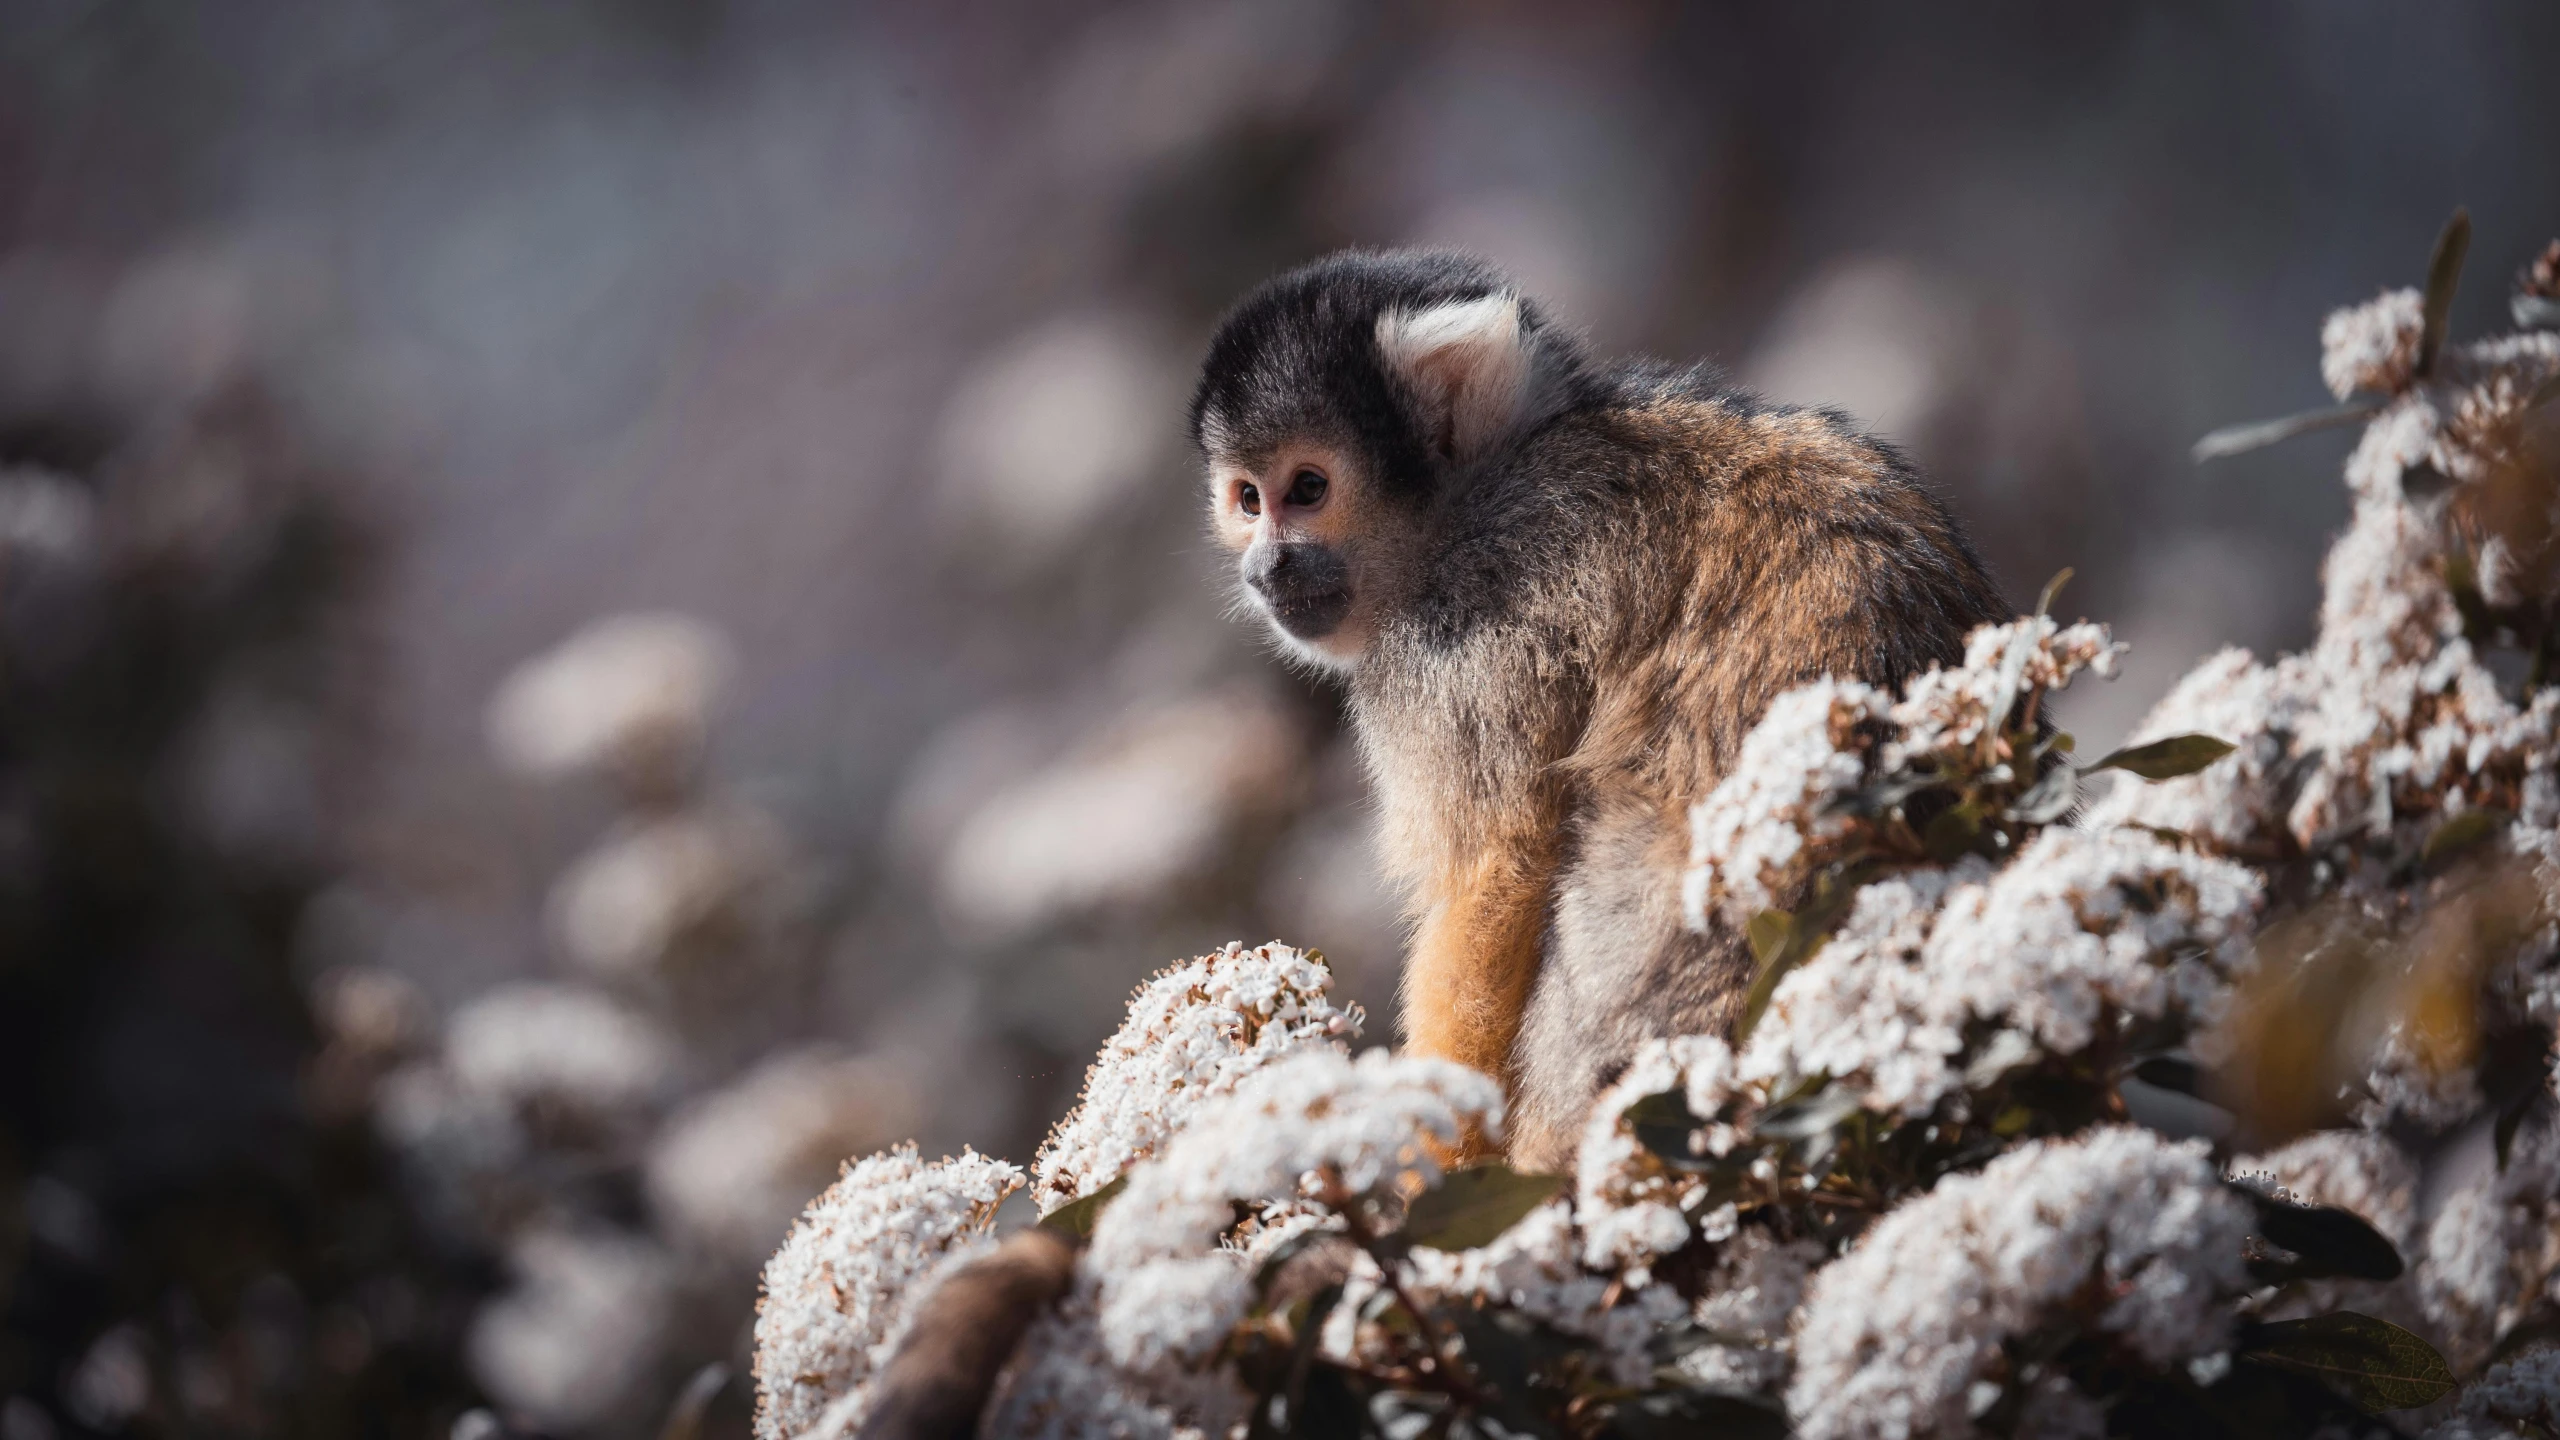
[1375,293,1532,464]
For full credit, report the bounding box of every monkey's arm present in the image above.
[1399,836,1560,1090]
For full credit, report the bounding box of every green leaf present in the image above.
[2239,1311,2456,1412]
[1754,1085,1863,1142]
[1735,865,1870,1044]
[2420,807,2510,873]
[2192,403,2378,462]
[1623,1090,1750,1183]
[2399,462,2458,504]
[656,1363,732,1440]
[2516,293,2560,331]
[2011,762,2080,824]
[2417,208,2472,379]
[1920,802,1982,861]
[2234,1187,2405,1281]
[2035,566,2075,619]
[1604,1388,1790,1440]
[2528,368,2560,414]
[1403,1164,1563,1252]
[2130,1055,2204,1095]
[2088,734,2235,780]
[1037,1174,1128,1240]
[2495,1082,2544,1173]
[1746,909,1793,968]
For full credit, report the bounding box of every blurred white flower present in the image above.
[1031,939,1360,1213]
[0,466,94,559]
[64,1324,151,1431]
[647,1047,921,1263]
[1790,1128,2252,1440]
[2320,287,2426,400]
[486,612,732,792]
[467,1228,673,1434]
[1746,257,1974,444]
[752,1145,1021,1440]
[936,691,1301,939]
[444,982,678,1123]
[931,312,1179,576]
[2431,1346,2560,1439]
[547,804,785,978]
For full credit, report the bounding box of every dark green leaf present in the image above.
[2035,566,2075,619]
[2528,368,2560,413]
[2495,1082,2544,1173]
[2011,762,2080,824]
[1604,1389,1790,1440]
[1746,909,1793,968]
[2235,1188,2405,1281]
[657,1363,731,1440]
[2239,1311,2456,1412]
[1037,1174,1128,1240]
[2089,734,2235,780]
[1252,1227,1336,1301]
[1830,771,1941,819]
[1292,1361,1370,1440]
[1735,866,1870,1044]
[2421,807,2510,873]
[2131,1055,2204,1095]
[2120,821,2197,849]
[1920,803,1981,861]
[2516,294,2560,331]
[1754,1086,1863,1142]
[1255,1285,1347,1440]
[2192,403,2378,462]
[1403,1164,1564,1251]
[2417,208,2472,379]
[2400,463,2458,504]
[1449,1310,1569,1439]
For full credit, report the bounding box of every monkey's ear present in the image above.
[1375,293,1536,466]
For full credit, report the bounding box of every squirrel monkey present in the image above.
[1191,251,2009,1169]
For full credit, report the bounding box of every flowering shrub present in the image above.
[754,215,2560,1439]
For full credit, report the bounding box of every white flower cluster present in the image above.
[1684,680,1887,930]
[1085,1049,1498,1377]
[1682,616,2120,934]
[1031,940,1362,1212]
[2091,325,2560,861]
[2428,1346,2560,1440]
[1574,1035,1745,1272]
[1736,826,2258,1119]
[751,1146,1022,1440]
[1790,1128,2254,1440]
[1885,616,2123,768]
[2321,287,2427,400]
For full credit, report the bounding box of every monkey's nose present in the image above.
[1246,544,1295,592]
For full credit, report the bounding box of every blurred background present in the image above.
[2,2,2557,1436]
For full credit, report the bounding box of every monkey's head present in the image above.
[1189,250,1591,672]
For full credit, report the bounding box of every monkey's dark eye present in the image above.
[1238,483,1262,517]
[1285,469,1329,508]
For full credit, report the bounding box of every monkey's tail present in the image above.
[851,1227,1078,1440]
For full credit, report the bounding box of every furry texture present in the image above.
[1191,250,2008,1168]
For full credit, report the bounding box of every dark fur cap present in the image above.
[1187,249,1597,503]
